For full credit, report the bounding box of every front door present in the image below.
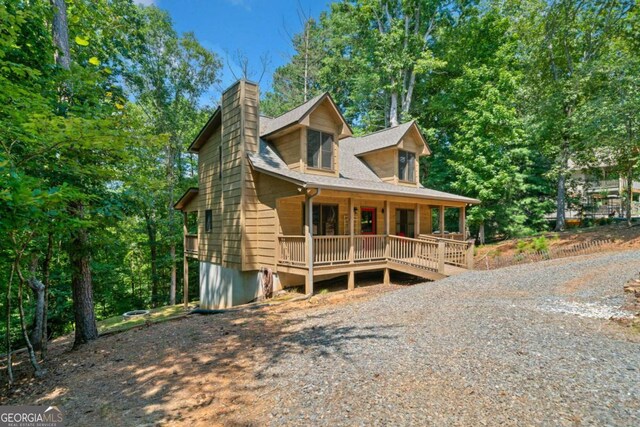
[360,207,376,235]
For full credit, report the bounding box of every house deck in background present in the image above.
[563,159,640,221]
[174,80,479,309]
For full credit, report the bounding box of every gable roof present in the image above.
[341,120,430,156]
[188,107,221,153]
[248,140,479,205]
[260,93,353,139]
[259,114,274,135]
[173,187,199,211]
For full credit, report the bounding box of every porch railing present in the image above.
[185,234,198,255]
[354,235,386,261]
[277,234,475,273]
[388,235,440,271]
[443,239,470,267]
[314,235,350,265]
[422,232,465,241]
[278,235,306,267]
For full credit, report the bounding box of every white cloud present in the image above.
[226,0,252,12]
[135,0,156,6]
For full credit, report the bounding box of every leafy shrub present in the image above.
[531,236,549,252]
[515,236,549,254]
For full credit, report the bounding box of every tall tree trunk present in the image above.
[52,0,98,347]
[27,255,45,351]
[67,202,98,346]
[389,90,399,127]
[401,71,416,117]
[144,213,160,306]
[170,245,176,305]
[16,259,44,377]
[167,142,177,306]
[555,167,567,231]
[626,172,633,227]
[50,0,70,69]
[5,263,15,386]
[303,20,310,102]
[41,233,53,359]
[555,100,572,232]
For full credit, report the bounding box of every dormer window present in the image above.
[398,150,415,182]
[307,129,333,170]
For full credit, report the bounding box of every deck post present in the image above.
[183,256,189,308]
[439,205,445,237]
[384,200,390,257]
[348,271,355,290]
[348,198,354,264]
[183,212,189,308]
[304,189,320,295]
[466,241,475,269]
[437,240,445,273]
[383,268,390,285]
[460,206,466,240]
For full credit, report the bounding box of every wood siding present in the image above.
[198,127,223,264]
[361,148,397,184]
[197,80,261,270]
[271,128,302,171]
[304,102,340,176]
[397,130,422,187]
[244,174,299,269]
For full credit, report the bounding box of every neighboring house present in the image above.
[566,159,640,220]
[175,80,480,309]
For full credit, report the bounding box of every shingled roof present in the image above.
[260,93,352,138]
[260,93,327,137]
[341,120,430,156]
[248,140,479,204]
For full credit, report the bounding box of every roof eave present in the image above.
[249,162,480,205]
[173,187,199,211]
[188,107,221,153]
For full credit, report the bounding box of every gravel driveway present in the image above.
[262,251,640,426]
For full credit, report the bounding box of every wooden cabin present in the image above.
[174,80,480,309]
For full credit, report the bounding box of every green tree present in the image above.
[421,4,554,240]
[262,17,326,117]
[124,6,221,306]
[574,7,640,226]
[320,0,448,130]
[515,0,634,230]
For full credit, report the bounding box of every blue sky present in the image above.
[138,0,333,104]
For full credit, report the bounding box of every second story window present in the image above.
[398,150,415,182]
[307,129,333,170]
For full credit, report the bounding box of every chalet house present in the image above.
[175,80,480,309]
[565,159,640,221]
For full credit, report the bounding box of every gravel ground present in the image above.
[261,251,640,426]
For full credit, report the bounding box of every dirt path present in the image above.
[1,284,402,426]
[2,251,639,426]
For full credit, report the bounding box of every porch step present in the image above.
[387,261,446,281]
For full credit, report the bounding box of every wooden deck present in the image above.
[182,233,473,298]
[277,234,474,283]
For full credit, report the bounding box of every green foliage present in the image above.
[515,236,550,254]
[265,0,634,241]
[0,0,220,357]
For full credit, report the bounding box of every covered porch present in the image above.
[274,189,474,293]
